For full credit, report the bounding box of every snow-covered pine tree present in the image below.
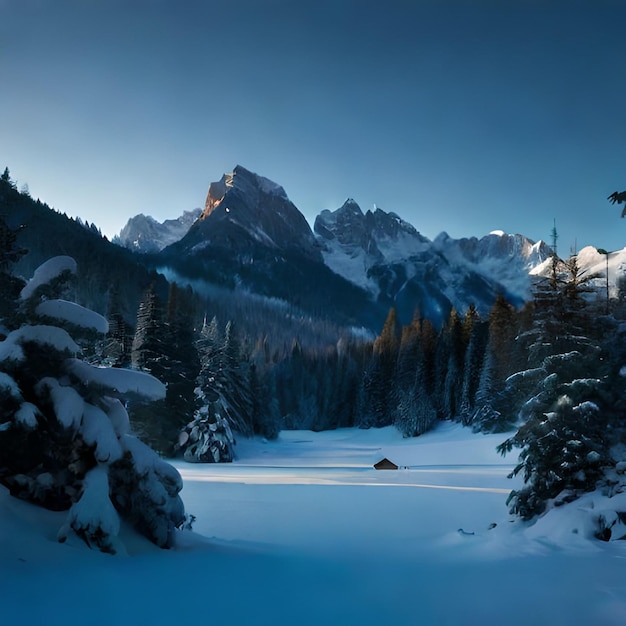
[177,316,251,463]
[497,253,610,519]
[0,255,185,552]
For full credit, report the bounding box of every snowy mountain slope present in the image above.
[574,245,626,296]
[119,165,555,328]
[315,199,431,294]
[528,244,626,306]
[175,164,321,262]
[114,209,201,253]
[315,199,552,324]
[432,230,552,301]
[156,166,380,329]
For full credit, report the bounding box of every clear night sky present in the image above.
[3,0,626,254]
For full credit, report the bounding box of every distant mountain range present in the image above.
[116,165,553,328]
[114,209,201,253]
[3,164,620,335]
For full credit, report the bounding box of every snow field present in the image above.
[2,422,626,625]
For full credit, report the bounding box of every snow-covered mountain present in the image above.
[114,209,201,253]
[541,244,626,297]
[156,166,376,328]
[315,198,551,323]
[315,200,431,292]
[124,165,556,329]
[182,164,322,262]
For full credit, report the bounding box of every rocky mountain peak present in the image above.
[114,209,201,253]
[164,165,321,265]
[365,207,423,242]
[203,172,234,216]
[315,199,365,243]
[202,165,287,220]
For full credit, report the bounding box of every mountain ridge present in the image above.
[116,165,555,328]
[114,209,201,253]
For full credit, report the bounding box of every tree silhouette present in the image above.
[608,191,626,217]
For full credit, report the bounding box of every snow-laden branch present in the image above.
[36,299,108,334]
[67,359,166,401]
[20,256,77,300]
[0,325,80,362]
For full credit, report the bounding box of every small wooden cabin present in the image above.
[373,457,399,470]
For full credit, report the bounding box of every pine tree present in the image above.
[438,308,465,420]
[162,283,201,437]
[361,308,399,427]
[393,313,437,436]
[0,256,184,552]
[131,283,165,375]
[472,295,518,431]
[497,253,609,519]
[458,309,488,426]
[1,167,16,189]
[249,360,280,439]
[100,283,133,368]
[181,317,254,462]
[129,284,170,452]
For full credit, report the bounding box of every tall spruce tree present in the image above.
[458,307,488,426]
[193,317,254,438]
[497,253,609,519]
[436,308,465,419]
[394,313,436,436]
[129,283,201,454]
[472,295,518,431]
[360,308,400,427]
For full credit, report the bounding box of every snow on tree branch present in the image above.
[19,256,77,300]
[67,359,166,401]
[0,325,80,362]
[36,299,109,334]
[57,466,122,554]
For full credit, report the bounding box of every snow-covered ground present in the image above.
[2,422,626,625]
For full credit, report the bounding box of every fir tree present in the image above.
[361,308,399,427]
[497,253,609,519]
[472,295,518,431]
[103,284,133,368]
[0,256,184,552]
[458,309,488,426]
[184,316,254,461]
[436,308,465,420]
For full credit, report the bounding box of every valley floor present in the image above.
[2,422,626,625]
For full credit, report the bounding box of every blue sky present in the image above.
[2,0,626,253]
